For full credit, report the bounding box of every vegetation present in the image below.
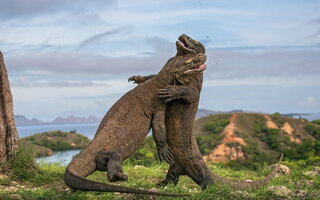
[196,134,224,155]
[305,124,320,139]
[311,119,320,125]
[3,148,38,181]
[132,113,320,169]
[271,112,282,117]
[128,136,158,166]
[204,118,230,134]
[1,156,320,200]
[1,113,320,199]
[20,131,91,157]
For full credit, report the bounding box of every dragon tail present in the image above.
[210,153,283,190]
[64,168,188,197]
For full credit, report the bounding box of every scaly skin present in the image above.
[130,34,282,191]
[64,53,206,196]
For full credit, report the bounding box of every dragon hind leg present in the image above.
[95,150,128,182]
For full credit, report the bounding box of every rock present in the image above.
[303,171,319,177]
[149,187,159,192]
[267,186,294,198]
[296,180,314,187]
[0,174,9,179]
[244,179,253,182]
[234,190,251,198]
[134,165,145,169]
[302,167,320,177]
[268,164,291,177]
[295,190,307,200]
[11,181,18,185]
[313,167,320,173]
[10,194,22,200]
[188,187,200,193]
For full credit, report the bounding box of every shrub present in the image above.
[311,119,320,125]
[196,134,224,155]
[272,112,281,117]
[8,147,38,181]
[205,119,230,134]
[305,124,320,139]
[128,136,157,166]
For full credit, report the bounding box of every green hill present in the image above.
[194,113,320,168]
[20,131,90,157]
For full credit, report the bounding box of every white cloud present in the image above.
[300,96,317,105]
[204,76,320,87]
[2,0,320,118]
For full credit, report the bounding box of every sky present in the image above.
[1,0,320,121]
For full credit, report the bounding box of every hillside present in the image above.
[195,113,320,166]
[20,131,90,157]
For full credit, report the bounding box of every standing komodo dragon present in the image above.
[64,52,207,196]
[130,34,283,191]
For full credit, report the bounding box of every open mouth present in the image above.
[184,64,207,74]
[179,36,189,48]
[177,36,196,53]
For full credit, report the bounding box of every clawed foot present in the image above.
[156,178,178,187]
[107,172,128,182]
[128,76,145,84]
[158,85,182,103]
[157,144,174,165]
[156,179,169,187]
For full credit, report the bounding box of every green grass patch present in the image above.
[2,158,320,200]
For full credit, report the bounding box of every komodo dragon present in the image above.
[130,34,283,191]
[64,52,207,196]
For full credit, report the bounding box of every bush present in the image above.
[265,128,281,150]
[196,134,224,155]
[305,124,320,139]
[311,119,320,125]
[128,136,157,166]
[272,112,282,117]
[205,119,230,134]
[9,147,38,181]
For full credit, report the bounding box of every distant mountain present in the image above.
[51,115,101,124]
[196,109,220,119]
[14,115,44,126]
[15,115,102,125]
[196,108,246,119]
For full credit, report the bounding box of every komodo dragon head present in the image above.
[168,53,207,85]
[176,34,205,55]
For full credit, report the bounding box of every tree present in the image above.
[0,51,19,172]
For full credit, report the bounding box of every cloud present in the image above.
[4,45,320,83]
[5,51,169,76]
[204,76,320,87]
[78,26,133,48]
[205,47,320,78]
[0,0,118,19]
[309,16,320,37]
[300,96,317,105]
[11,79,107,87]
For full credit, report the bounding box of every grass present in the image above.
[19,130,91,157]
[1,159,320,200]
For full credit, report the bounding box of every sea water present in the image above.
[17,123,99,165]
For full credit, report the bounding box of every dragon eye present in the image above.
[195,41,199,45]
[185,59,192,65]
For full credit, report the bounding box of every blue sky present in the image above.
[1,0,319,120]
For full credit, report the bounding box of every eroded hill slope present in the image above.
[195,113,320,164]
